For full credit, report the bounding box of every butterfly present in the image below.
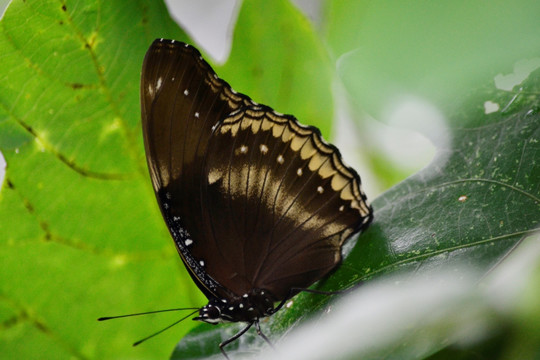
[140,38,373,358]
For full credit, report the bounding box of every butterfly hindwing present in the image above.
[199,107,372,299]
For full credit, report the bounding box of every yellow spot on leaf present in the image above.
[112,254,127,268]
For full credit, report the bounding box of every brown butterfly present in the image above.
[140,38,373,358]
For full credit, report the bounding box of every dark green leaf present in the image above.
[173,26,540,360]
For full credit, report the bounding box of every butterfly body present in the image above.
[141,39,372,356]
[195,289,275,324]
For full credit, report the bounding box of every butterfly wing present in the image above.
[142,39,372,304]
[199,107,373,300]
[141,39,254,299]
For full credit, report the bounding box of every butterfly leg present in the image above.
[219,322,253,359]
[254,320,274,349]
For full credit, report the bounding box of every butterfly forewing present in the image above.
[141,39,254,298]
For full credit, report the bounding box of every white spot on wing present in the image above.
[183,89,189,96]
[297,168,303,176]
[260,144,268,154]
[185,239,193,246]
[195,112,200,118]
[277,155,284,164]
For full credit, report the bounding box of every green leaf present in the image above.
[0,0,338,359]
[259,236,540,360]
[171,70,540,358]
[218,0,334,137]
[0,1,197,359]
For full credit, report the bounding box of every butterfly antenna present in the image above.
[133,309,200,346]
[98,307,200,321]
